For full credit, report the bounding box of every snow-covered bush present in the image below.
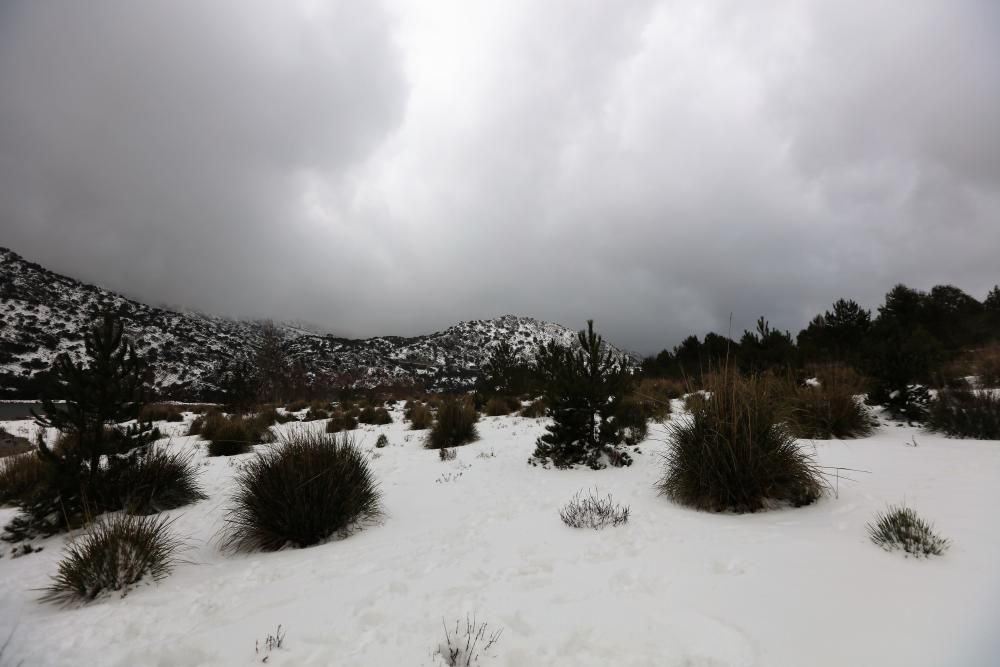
[222,432,381,551]
[559,489,629,529]
[867,504,949,557]
[375,433,389,448]
[439,447,457,461]
[659,370,825,513]
[926,388,1000,439]
[42,514,182,605]
[426,398,478,450]
[436,616,502,667]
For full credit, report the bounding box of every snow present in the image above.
[1,407,999,666]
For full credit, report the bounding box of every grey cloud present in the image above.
[1,0,997,354]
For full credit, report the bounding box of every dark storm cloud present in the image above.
[2,0,998,353]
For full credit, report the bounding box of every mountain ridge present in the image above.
[0,247,635,398]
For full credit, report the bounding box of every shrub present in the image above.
[974,343,1000,387]
[256,625,286,662]
[484,396,521,417]
[437,616,503,667]
[559,489,630,529]
[205,415,270,457]
[867,504,949,557]
[326,409,359,433]
[631,378,680,420]
[531,321,632,469]
[256,406,299,425]
[615,395,649,446]
[375,434,389,448]
[0,451,45,506]
[425,398,478,450]
[41,514,183,605]
[781,365,876,439]
[187,409,223,437]
[303,407,330,421]
[869,384,932,424]
[519,398,547,418]
[439,447,457,461]
[0,425,33,457]
[222,432,382,551]
[358,406,392,425]
[101,447,206,515]
[926,389,1000,439]
[407,402,434,430]
[139,403,184,423]
[683,392,708,413]
[658,371,826,513]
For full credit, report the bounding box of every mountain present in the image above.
[0,248,635,398]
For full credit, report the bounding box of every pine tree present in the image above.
[256,320,289,403]
[481,340,521,395]
[11,314,156,538]
[531,321,633,469]
[33,314,153,475]
[986,285,1000,313]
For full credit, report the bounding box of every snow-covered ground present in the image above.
[1,405,999,666]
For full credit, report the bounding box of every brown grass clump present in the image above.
[325,409,360,433]
[519,398,548,418]
[222,432,381,552]
[484,396,522,417]
[358,406,392,425]
[0,450,45,506]
[425,398,479,449]
[630,378,680,421]
[139,403,185,423]
[659,370,826,513]
[927,388,1000,439]
[406,402,434,430]
[780,364,876,439]
[194,413,272,457]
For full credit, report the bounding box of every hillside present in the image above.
[0,248,634,398]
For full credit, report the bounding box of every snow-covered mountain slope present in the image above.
[0,248,635,397]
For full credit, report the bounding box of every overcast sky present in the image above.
[1,1,998,353]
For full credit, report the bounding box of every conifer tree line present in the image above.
[640,283,1000,402]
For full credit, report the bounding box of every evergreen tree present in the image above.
[985,285,1000,313]
[13,315,156,539]
[738,317,796,374]
[211,352,261,410]
[864,286,943,422]
[672,335,702,375]
[797,298,871,365]
[481,340,521,395]
[255,321,289,403]
[531,321,633,469]
[32,314,153,476]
